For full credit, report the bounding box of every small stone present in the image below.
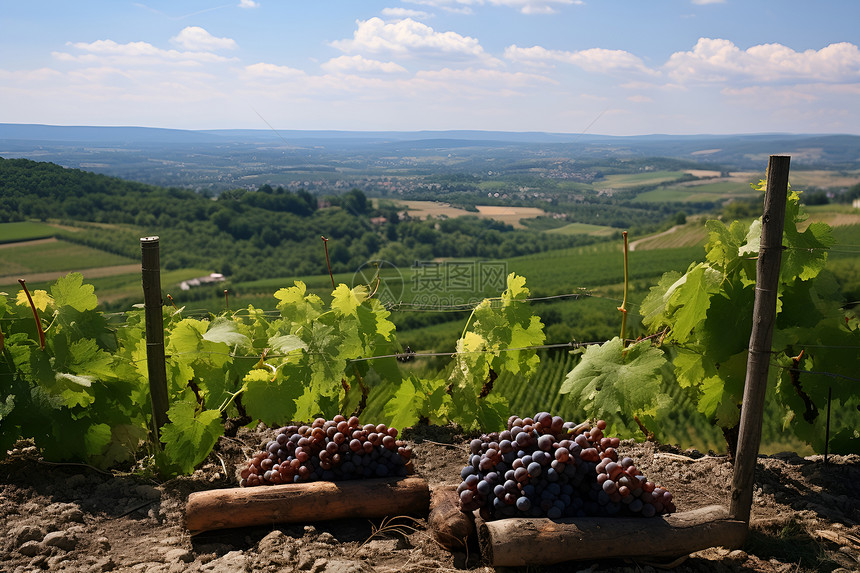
[202,550,246,573]
[60,507,85,524]
[727,549,748,562]
[47,554,71,569]
[356,538,402,555]
[316,532,336,544]
[303,525,317,537]
[18,540,43,557]
[92,557,116,572]
[134,485,161,500]
[95,536,111,551]
[12,524,45,546]
[297,553,317,570]
[257,530,287,554]
[322,559,367,573]
[65,474,87,488]
[164,547,194,563]
[42,530,77,551]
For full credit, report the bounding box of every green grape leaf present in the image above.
[242,368,303,426]
[673,348,713,389]
[159,400,224,476]
[17,288,53,312]
[781,219,835,282]
[268,334,308,354]
[639,270,683,331]
[167,318,207,356]
[0,394,16,421]
[89,424,147,469]
[383,376,425,430]
[331,284,366,317]
[203,318,250,347]
[695,352,746,428]
[83,423,112,458]
[68,338,115,379]
[475,393,509,433]
[50,273,98,312]
[665,264,722,343]
[383,375,450,430]
[561,337,666,423]
[705,220,741,269]
[275,281,324,322]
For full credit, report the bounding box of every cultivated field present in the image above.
[395,200,547,228]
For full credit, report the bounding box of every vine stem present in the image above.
[321,236,335,290]
[617,231,629,345]
[224,289,230,311]
[18,279,46,351]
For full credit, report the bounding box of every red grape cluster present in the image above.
[240,415,411,486]
[457,413,675,519]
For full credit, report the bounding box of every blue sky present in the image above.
[2,1,859,135]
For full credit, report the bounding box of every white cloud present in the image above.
[55,39,235,66]
[238,0,259,7]
[381,7,431,19]
[331,18,490,61]
[243,62,307,79]
[505,44,657,75]
[665,38,860,83]
[627,94,653,103]
[322,55,407,74]
[406,0,580,15]
[170,26,237,52]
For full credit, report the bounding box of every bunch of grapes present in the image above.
[457,413,675,520]
[240,415,412,486]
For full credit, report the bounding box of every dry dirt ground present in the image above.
[1,423,858,573]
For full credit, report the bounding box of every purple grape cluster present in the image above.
[457,413,676,519]
[240,415,411,486]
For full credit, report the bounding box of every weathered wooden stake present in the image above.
[141,236,170,440]
[729,156,790,524]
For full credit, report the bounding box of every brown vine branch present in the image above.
[18,279,46,351]
[321,236,335,290]
[479,367,498,398]
[789,349,818,423]
[633,415,654,442]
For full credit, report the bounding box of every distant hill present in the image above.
[2,123,859,190]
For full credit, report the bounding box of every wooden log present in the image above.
[428,485,476,550]
[185,477,430,533]
[478,504,747,567]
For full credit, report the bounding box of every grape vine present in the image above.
[0,272,543,477]
[562,182,860,455]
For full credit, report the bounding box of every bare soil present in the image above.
[1,424,858,573]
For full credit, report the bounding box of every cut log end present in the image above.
[428,485,476,550]
[479,504,747,567]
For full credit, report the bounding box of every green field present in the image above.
[547,222,619,236]
[598,171,686,189]
[0,221,58,243]
[0,238,135,278]
[633,180,755,203]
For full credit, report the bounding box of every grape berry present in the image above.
[240,416,412,486]
[457,413,676,519]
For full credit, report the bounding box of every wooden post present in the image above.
[141,236,170,439]
[729,156,790,523]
